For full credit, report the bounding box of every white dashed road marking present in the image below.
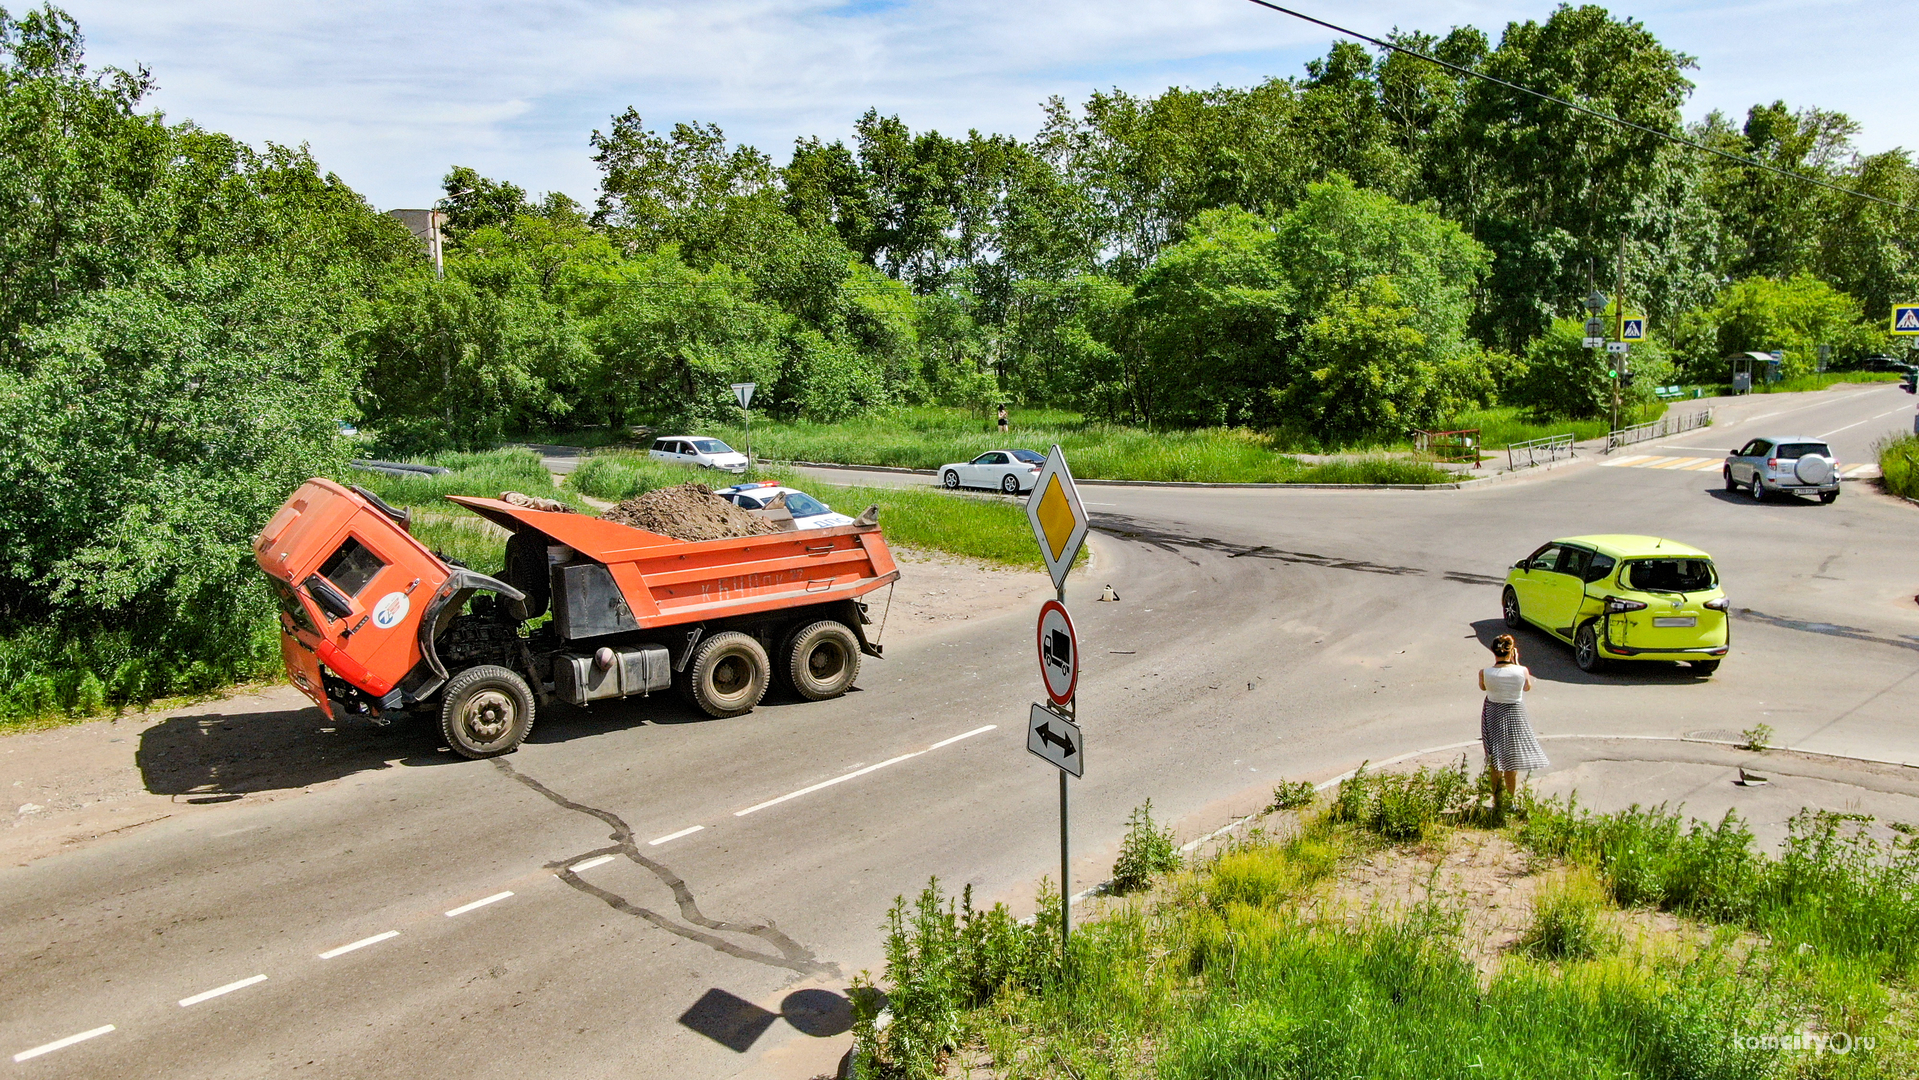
[734,724,997,817]
[445,891,513,917]
[178,975,267,1007]
[13,1025,115,1062]
[318,931,400,959]
[647,826,704,846]
[570,854,619,871]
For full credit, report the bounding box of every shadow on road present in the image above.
[135,705,454,796]
[136,680,845,796]
[1469,618,1713,687]
[1703,488,1832,507]
[677,986,857,1053]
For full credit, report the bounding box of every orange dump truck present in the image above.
[254,479,899,758]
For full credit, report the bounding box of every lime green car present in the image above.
[1501,535,1729,675]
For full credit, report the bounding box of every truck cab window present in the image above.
[319,536,386,597]
[269,578,319,634]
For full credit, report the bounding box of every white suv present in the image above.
[650,435,748,474]
[1725,437,1840,503]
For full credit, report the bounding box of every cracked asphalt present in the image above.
[3,385,1918,1078]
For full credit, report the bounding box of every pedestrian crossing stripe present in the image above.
[1597,456,1879,478]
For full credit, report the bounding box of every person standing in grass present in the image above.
[997,404,1009,434]
[1479,634,1548,814]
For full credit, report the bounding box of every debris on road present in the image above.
[501,491,577,513]
[601,482,781,541]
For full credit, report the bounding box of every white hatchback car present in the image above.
[937,449,1045,494]
[650,435,748,474]
[714,482,856,530]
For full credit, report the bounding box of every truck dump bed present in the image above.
[446,495,899,633]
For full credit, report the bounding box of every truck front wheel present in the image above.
[440,664,536,758]
[784,620,861,701]
[687,631,770,718]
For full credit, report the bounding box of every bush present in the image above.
[854,878,1056,1079]
[1111,800,1182,894]
[1878,434,1919,500]
[1519,868,1615,960]
[1331,758,1478,840]
[1266,779,1317,812]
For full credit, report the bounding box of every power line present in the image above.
[1242,0,1919,215]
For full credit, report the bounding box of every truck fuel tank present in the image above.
[553,644,672,704]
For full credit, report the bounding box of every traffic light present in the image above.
[1620,372,1635,388]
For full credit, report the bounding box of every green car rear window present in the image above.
[1622,557,1716,593]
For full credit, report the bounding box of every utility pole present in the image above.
[1612,235,1626,437]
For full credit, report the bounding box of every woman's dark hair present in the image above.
[1492,634,1517,661]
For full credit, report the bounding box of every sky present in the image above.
[52,0,1919,211]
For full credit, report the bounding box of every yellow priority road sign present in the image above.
[1025,445,1089,592]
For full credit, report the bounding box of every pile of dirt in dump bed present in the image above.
[600,482,781,542]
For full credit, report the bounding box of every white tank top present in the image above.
[1483,664,1528,704]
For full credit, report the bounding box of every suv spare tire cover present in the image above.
[1795,456,1835,484]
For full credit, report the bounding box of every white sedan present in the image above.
[714,482,856,529]
[937,449,1045,494]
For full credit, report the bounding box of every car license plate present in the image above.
[1653,616,1696,628]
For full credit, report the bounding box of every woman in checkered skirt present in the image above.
[1479,634,1548,808]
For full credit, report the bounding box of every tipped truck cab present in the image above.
[255,479,898,758]
[1500,534,1729,675]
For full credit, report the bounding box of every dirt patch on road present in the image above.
[601,482,778,540]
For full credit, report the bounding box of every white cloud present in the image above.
[52,0,1915,210]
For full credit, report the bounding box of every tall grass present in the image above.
[1877,434,1919,499]
[700,407,1459,483]
[342,448,586,511]
[1699,371,1903,396]
[570,452,1065,569]
[1523,798,1919,980]
[1451,402,1666,449]
[853,768,1919,1079]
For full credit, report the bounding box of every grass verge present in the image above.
[696,407,1455,483]
[569,451,1060,569]
[851,763,1919,1078]
[1878,435,1919,500]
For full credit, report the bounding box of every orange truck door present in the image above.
[306,527,439,695]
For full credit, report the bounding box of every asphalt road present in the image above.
[5,386,1918,1078]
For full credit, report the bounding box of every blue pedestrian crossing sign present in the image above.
[1620,318,1646,341]
[1893,305,1919,336]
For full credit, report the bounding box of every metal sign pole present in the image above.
[1057,582,1070,968]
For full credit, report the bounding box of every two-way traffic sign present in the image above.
[1893,305,1919,336]
[1027,703,1083,777]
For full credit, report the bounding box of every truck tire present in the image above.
[686,631,770,718]
[784,620,861,701]
[440,664,535,758]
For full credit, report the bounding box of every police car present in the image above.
[713,481,856,530]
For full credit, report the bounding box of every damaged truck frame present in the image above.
[254,479,900,758]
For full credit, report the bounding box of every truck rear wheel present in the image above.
[784,620,861,701]
[686,631,770,718]
[440,664,535,758]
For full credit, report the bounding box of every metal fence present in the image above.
[1505,432,1576,470]
[1412,428,1482,466]
[1605,408,1713,453]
